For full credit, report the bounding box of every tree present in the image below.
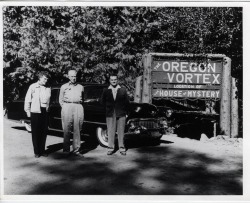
[3,7,242,127]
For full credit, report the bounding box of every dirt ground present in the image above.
[3,118,242,196]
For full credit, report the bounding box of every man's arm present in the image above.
[59,85,65,107]
[124,88,130,113]
[46,87,51,111]
[100,88,106,106]
[81,85,84,103]
[24,85,32,117]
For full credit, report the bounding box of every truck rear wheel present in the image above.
[96,127,108,147]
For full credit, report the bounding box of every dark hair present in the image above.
[37,71,50,79]
[108,69,118,79]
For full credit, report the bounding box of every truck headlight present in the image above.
[166,109,173,118]
[151,110,157,116]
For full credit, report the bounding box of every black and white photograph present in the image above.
[0,1,249,202]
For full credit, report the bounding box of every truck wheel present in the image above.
[96,127,108,147]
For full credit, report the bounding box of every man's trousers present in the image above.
[61,103,84,152]
[31,107,48,155]
[106,111,126,149]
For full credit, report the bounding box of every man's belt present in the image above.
[41,103,47,107]
[64,101,81,104]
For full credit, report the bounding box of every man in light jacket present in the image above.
[24,71,51,158]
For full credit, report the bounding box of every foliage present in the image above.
[3,7,242,108]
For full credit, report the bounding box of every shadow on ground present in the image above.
[45,140,98,155]
[12,126,27,131]
[7,122,242,195]
[9,137,242,195]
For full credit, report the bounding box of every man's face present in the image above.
[39,75,48,86]
[68,71,77,84]
[110,76,118,87]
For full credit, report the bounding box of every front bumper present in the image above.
[126,118,167,136]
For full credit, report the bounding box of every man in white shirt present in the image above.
[24,71,51,158]
[59,70,84,157]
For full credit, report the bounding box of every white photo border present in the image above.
[0,1,249,203]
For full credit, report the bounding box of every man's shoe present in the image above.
[63,149,71,157]
[119,147,126,156]
[107,151,113,155]
[41,153,48,157]
[107,148,114,155]
[73,151,84,157]
[120,151,126,156]
[35,154,40,158]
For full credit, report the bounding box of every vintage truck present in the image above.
[6,83,169,147]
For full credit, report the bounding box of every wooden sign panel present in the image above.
[152,89,220,99]
[151,60,222,99]
[152,61,222,73]
[152,72,221,85]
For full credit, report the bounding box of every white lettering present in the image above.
[213,74,220,84]
[206,91,210,98]
[185,73,193,83]
[203,74,210,84]
[198,63,207,73]
[194,74,202,83]
[155,89,221,99]
[210,91,215,98]
[167,73,175,83]
[172,62,179,72]
[159,61,220,74]
[154,62,161,70]
[208,63,216,73]
[181,62,188,72]
[216,91,220,98]
[159,90,164,97]
[189,63,197,72]
[187,91,192,97]
[162,62,171,72]
[176,73,184,83]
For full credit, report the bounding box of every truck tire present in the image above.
[96,127,108,147]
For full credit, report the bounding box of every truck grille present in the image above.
[132,120,159,129]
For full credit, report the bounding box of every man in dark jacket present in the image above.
[101,73,130,155]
